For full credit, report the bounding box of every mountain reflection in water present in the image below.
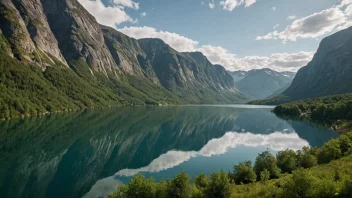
[0,105,338,198]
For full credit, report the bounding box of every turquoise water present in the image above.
[0,105,338,198]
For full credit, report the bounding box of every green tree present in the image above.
[339,133,352,155]
[231,161,257,184]
[312,179,337,198]
[167,172,192,198]
[298,153,318,168]
[126,174,156,198]
[155,180,168,198]
[260,169,270,182]
[317,139,342,164]
[276,149,297,173]
[283,169,318,198]
[109,185,128,198]
[340,178,352,198]
[194,173,209,189]
[254,151,281,179]
[205,170,231,198]
[296,147,318,168]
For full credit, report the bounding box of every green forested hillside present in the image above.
[0,0,249,120]
[0,48,181,119]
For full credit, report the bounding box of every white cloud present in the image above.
[78,0,137,27]
[272,7,276,11]
[219,0,258,11]
[273,24,280,29]
[198,46,314,72]
[287,15,296,20]
[140,12,147,18]
[119,26,199,52]
[257,1,352,42]
[112,0,139,10]
[119,26,313,72]
[339,0,352,7]
[209,2,215,9]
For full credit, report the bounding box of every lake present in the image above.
[0,105,339,198]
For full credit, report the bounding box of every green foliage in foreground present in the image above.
[273,94,352,120]
[109,131,352,198]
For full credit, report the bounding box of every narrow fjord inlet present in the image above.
[1,0,352,197]
[0,106,338,197]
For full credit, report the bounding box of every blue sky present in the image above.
[78,0,352,72]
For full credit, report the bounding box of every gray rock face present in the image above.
[135,39,247,103]
[100,25,159,82]
[12,0,67,65]
[186,52,236,90]
[282,26,352,100]
[0,0,36,61]
[0,0,249,104]
[41,0,118,74]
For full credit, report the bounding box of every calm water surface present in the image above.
[0,105,338,198]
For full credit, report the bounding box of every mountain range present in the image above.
[255,26,352,104]
[229,69,296,99]
[1,0,352,115]
[0,0,247,119]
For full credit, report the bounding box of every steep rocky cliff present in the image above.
[255,27,352,104]
[137,40,246,103]
[0,0,248,118]
[40,0,118,75]
[283,26,352,99]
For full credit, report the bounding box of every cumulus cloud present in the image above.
[115,131,310,177]
[113,0,139,10]
[219,0,258,11]
[119,26,313,72]
[199,46,314,72]
[78,0,137,27]
[119,26,199,52]
[257,1,352,42]
[209,2,215,9]
[273,24,280,29]
[78,0,315,72]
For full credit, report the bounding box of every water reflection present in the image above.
[116,131,309,177]
[0,106,338,198]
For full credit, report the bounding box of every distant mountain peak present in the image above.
[229,68,296,99]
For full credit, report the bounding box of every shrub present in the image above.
[338,133,352,155]
[254,151,281,179]
[167,172,192,198]
[194,173,209,190]
[277,149,297,173]
[340,178,352,198]
[231,161,257,184]
[125,175,156,198]
[312,179,338,198]
[260,169,270,182]
[317,139,342,164]
[296,147,318,168]
[205,170,231,198]
[282,169,318,198]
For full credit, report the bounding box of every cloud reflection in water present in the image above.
[116,131,309,177]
